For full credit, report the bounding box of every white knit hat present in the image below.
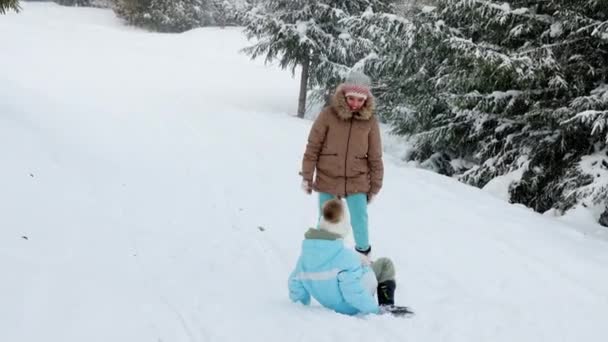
[318,198,350,237]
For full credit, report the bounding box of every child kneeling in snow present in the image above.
[288,198,412,317]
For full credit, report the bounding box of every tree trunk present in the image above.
[297,54,310,118]
[600,206,608,228]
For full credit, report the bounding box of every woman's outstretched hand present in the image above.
[301,179,312,194]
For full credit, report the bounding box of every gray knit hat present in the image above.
[342,71,372,99]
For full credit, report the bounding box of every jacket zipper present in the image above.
[344,118,354,196]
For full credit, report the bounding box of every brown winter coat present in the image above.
[300,85,384,197]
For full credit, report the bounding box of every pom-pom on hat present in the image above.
[318,198,350,237]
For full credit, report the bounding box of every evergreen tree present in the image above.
[241,0,395,118]
[113,0,214,33]
[55,0,94,6]
[55,0,113,7]
[350,0,608,225]
[211,0,237,28]
[0,0,19,14]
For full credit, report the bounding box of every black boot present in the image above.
[377,280,414,317]
[377,280,396,305]
[355,245,371,256]
[379,304,414,317]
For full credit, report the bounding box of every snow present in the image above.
[2,3,608,342]
[511,7,529,15]
[550,22,564,38]
[296,20,308,37]
[574,149,608,204]
[489,89,523,99]
[435,19,445,30]
[558,205,608,241]
[570,110,608,132]
[482,156,529,202]
[361,6,374,19]
[421,6,435,14]
[338,32,351,40]
[496,2,511,12]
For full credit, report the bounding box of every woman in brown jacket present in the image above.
[300,71,384,256]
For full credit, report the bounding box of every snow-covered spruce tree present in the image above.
[0,0,19,14]
[55,0,112,7]
[208,0,251,26]
[395,0,434,16]
[113,0,214,33]
[55,0,94,6]
[211,0,237,28]
[241,0,395,118]
[350,0,608,225]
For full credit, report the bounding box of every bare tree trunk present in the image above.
[297,54,310,118]
[600,206,608,227]
[323,88,332,107]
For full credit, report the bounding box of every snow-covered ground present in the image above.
[2,3,608,342]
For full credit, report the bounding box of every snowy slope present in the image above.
[2,3,608,342]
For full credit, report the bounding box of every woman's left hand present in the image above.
[367,193,374,204]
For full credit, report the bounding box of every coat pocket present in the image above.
[352,155,369,174]
[318,153,339,177]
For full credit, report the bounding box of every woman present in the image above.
[299,71,384,256]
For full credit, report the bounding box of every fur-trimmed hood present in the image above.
[330,84,375,121]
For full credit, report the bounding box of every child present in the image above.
[288,198,412,317]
